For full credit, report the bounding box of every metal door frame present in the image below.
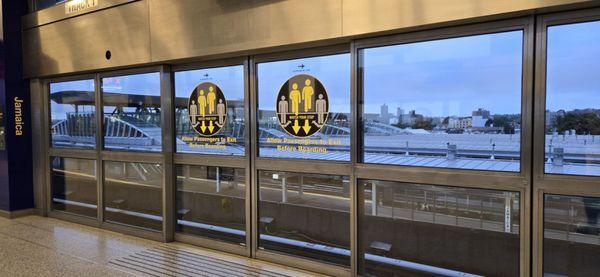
[532,7,600,277]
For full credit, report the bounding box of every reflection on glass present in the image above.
[361,31,523,172]
[545,21,600,176]
[176,165,246,244]
[174,66,245,155]
[102,73,161,151]
[104,161,163,231]
[50,157,97,218]
[359,180,520,276]
[34,0,63,11]
[258,171,350,266]
[257,54,351,161]
[50,79,96,148]
[544,194,600,276]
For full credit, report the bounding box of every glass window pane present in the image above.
[544,194,600,276]
[258,171,350,266]
[174,66,245,155]
[545,21,600,176]
[104,161,163,231]
[361,31,523,172]
[102,72,161,152]
[257,54,351,161]
[359,180,520,276]
[50,79,96,148]
[35,0,66,11]
[50,157,97,218]
[176,165,246,244]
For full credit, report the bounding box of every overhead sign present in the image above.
[65,0,99,14]
[187,82,227,136]
[276,74,329,137]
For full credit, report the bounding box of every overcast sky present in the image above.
[50,20,600,119]
[362,30,523,117]
[257,53,351,113]
[547,20,600,112]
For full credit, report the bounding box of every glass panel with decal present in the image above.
[360,31,523,171]
[545,20,600,176]
[257,54,351,161]
[102,72,161,152]
[49,79,96,148]
[359,180,521,276]
[174,65,245,155]
[176,165,246,245]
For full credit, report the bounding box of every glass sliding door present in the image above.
[356,19,532,276]
[535,10,600,277]
[100,70,165,234]
[47,77,100,221]
[253,49,352,275]
[173,61,249,251]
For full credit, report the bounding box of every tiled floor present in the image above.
[0,215,320,277]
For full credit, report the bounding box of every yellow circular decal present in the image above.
[276,74,329,137]
[188,82,227,136]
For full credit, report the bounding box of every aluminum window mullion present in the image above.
[161,65,175,242]
[350,40,359,277]
[95,74,104,224]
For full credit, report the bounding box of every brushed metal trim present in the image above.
[23,0,139,29]
[101,151,163,163]
[255,158,352,176]
[255,250,351,277]
[97,66,161,79]
[252,44,350,64]
[173,154,246,168]
[171,57,247,74]
[31,79,48,215]
[174,233,247,257]
[243,57,253,258]
[149,0,344,63]
[101,221,165,242]
[160,65,175,242]
[349,39,359,277]
[48,210,101,227]
[23,1,151,78]
[94,75,104,224]
[48,148,97,158]
[341,0,593,37]
[249,56,259,259]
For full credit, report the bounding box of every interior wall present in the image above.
[21,0,597,78]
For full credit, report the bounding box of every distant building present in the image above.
[448,116,472,129]
[472,115,487,128]
[363,113,379,122]
[396,107,405,124]
[459,117,473,129]
[545,110,556,128]
[472,108,491,118]
[380,104,390,124]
